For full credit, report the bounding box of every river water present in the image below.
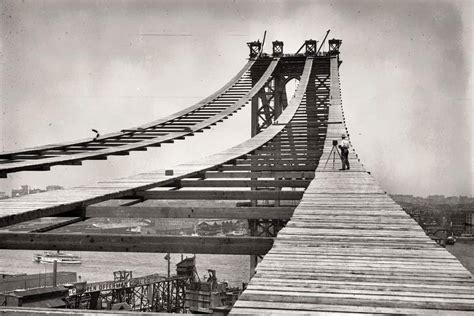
[0,250,250,287]
[446,239,474,274]
[1,240,473,288]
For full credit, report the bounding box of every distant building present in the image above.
[152,219,197,235]
[0,286,69,308]
[446,196,460,205]
[196,221,222,236]
[389,194,414,203]
[467,213,473,235]
[0,272,76,293]
[46,185,63,191]
[460,196,474,204]
[391,194,474,205]
[28,188,45,195]
[11,185,29,198]
[426,195,446,203]
[0,191,8,200]
[10,185,62,198]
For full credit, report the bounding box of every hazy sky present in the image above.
[1,0,472,197]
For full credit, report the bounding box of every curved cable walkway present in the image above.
[0,57,314,228]
[0,57,278,177]
[0,53,472,315]
[231,56,474,315]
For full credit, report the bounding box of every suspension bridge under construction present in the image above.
[0,36,473,315]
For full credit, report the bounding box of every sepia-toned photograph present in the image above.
[0,0,472,314]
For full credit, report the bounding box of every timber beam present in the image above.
[85,206,295,219]
[0,203,84,228]
[204,171,315,179]
[0,233,273,255]
[174,179,311,188]
[30,217,85,233]
[219,165,317,171]
[136,190,304,200]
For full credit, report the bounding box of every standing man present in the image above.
[338,134,350,170]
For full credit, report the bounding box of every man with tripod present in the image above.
[338,134,350,170]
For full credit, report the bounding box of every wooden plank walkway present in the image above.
[231,57,474,314]
[0,57,278,177]
[1,53,473,314]
[0,58,314,229]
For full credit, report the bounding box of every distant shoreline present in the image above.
[456,237,474,241]
[446,240,474,275]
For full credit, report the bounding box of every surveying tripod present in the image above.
[323,139,342,170]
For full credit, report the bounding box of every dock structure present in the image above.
[0,38,473,314]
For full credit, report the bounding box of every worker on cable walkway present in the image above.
[338,134,350,171]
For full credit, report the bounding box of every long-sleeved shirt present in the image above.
[341,139,350,148]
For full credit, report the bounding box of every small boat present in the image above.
[33,251,82,264]
[446,236,456,245]
[226,230,247,236]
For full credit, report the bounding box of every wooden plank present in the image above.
[220,165,316,171]
[85,205,295,219]
[0,61,255,159]
[249,270,474,286]
[231,56,474,315]
[255,261,470,277]
[237,290,474,311]
[0,60,265,176]
[177,179,311,188]
[245,284,474,300]
[137,190,304,200]
[30,217,84,232]
[248,278,474,294]
[204,171,315,179]
[0,307,173,315]
[232,301,474,315]
[0,58,314,229]
[0,233,273,255]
